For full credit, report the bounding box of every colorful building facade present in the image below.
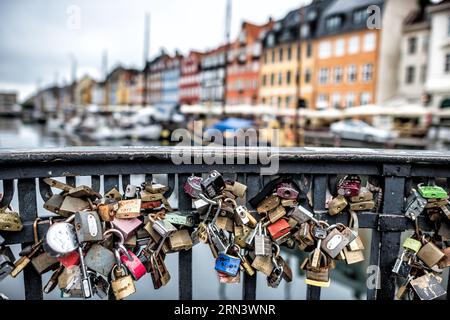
[180,51,203,105]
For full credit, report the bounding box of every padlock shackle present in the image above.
[103,228,125,245]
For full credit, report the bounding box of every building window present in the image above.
[406,66,415,84]
[270,73,275,86]
[277,97,282,108]
[445,54,450,73]
[286,96,292,108]
[286,71,291,85]
[363,33,376,52]
[278,72,283,85]
[353,7,369,24]
[318,68,329,85]
[319,41,332,59]
[287,46,292,60]
[326,16,342,31]
[423,35,429,53]
[331,93,341,108]
[334,67,343,83]
[271,49,275,63]
[305,69,311,83]
[360,92,371,105]
[346,93,355,108]
[316,94,329,109]
[362,64,373,82]
[335,39,345,57]
[262,75,267,86]
[264,52,268,64]
[306,42,312,58]
[262,98,266,105]
[408,37,417,54]
[347,65,357,83]
[421,65,427,83]
[348,36,360,54]
[279,48,283,62]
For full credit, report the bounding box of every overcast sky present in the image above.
[0,0,309,101]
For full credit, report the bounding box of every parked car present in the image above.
[330,120,398,143]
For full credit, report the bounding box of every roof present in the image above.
[316,0,384,37]
[403,7,430,32]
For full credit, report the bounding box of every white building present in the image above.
[426,0,450,110]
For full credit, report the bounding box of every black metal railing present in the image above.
[1,147,450,300]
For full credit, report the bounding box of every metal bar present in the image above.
[242,173,260,301]
[377,170,405,300]
[0,179,14,208]
[177,173,192,300]
[121,174,131,193]
[38,178,53,202]
[18,178,43,300]
[91,175,101,193]
[306,174,327,300]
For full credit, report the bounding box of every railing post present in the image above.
[377,165,408,300]
[307,174,327,300]
[18,178,43,300]
[178,173,192,300]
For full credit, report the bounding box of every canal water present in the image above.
[0,118,359,300]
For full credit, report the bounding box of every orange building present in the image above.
[313,1,382,109]
[226,20,273,105]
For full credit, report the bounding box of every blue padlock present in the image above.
[214,253,241,276]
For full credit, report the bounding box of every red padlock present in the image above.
[337,176,361,197]
[267,218,291,241]
[120,248,147,281]
[141,201,162,210]
[57,250,80,268]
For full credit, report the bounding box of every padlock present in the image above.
[267,244,283,288]
[43,265,64,294]
[418,185,448,199]
[201,170,225,199]
[43,178,73,192]
[251,254,275,276]
[169,229,193,251]
[111,265,136,300]
[58,265,80,293]
[31,251,59,274]
[119,248,146,281]
[217,270,241,284]
[193,198,210,216]
[215,216,234,233]
[410,273,447,300]
[184,176,203,198]
[44,218,78,257]
[350,187,373,203]
[140,192,163,202]
[437,247,450,268]
[111,218,142,240]
[164,212,195,228]
[337,175,361,197]
[68,185,102,200]
[116,199,142,219]
[349,201,375,211]
[143,182,169,194]
[424,198,448,209]
[89,272,110,299]
[305,252,331,288]
[276,183,299,200]
[276,255,293,282]
[57,250,80,268]
[235,205,257,228]
[105,187,122,201]
[144,222,171,255]
[289,205,317,224]
[402,237,422,253]
[124,185,141,199]
[343,247,365,264]
[392,250,413,278]
[153,219,177,238]
[215,251,241,277]
[74,211,103,242]
[234,225,252,248]
[231,245,255,276]
[268,205,286,224]
[267,218,290,241]
[404,189,427,220]
[321,224,353,259]
[254,223,272,256]
[224,180,247,198]
[328,195,348,216]
[256,195,280,214]
[149,252,171,289]
[417,239,445,268]
[84,244,115,277]
[281,199,297,207]
[0,246,15,281]
[0,207,23,232]
[248,176,285,208]
[97,200,118,222]
[294,223,315,250]
[208,224,230,253]
[59,196,90,217]
[43,194,65,215]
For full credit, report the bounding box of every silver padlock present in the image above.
[74,211,103,243]
[124,185,141,199]
[0,246,15,281]
[152,220,177,238]
[44,216,79,257]
[254,223,271,256]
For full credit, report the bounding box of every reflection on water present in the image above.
[0,118,361,300]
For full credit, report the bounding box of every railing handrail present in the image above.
[1,146,450,165]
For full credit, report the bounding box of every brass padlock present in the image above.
[0,207,23,232]
[328,195,347,216]
[59,196,90,217]
[169,229,193,251]
[343,247,364,264]
[116,199,142,219]
[281,199,297,207]
[350,187,373,203]
[43,178,73,192]
[268,205,286,224]
[140,191,163,202]
[31,252,59,274]
[225,180,247,198]
[68,185,102,199]
[111,265,136,300]
[215,216,234,233]
[97,200,118,222]
[256,195,280,214]
[43,194,65,215]
[105,187,122,201]
[417,239,445,268]
[251,255,273,276]
[349,200,375,212]
[305,252,331,288]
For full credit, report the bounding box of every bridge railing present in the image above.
[0,147,449,300]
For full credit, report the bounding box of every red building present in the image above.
[226,20,274,105]
[180,51,203,105]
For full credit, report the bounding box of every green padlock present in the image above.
[418,185,448,199]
